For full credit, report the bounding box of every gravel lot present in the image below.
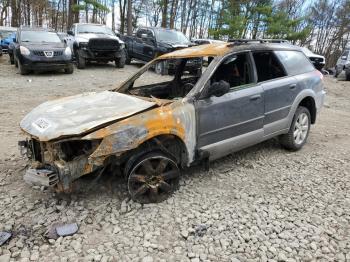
[0,55,350,262]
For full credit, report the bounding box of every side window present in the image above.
[275,50,314,75]
[253,51,286,82]
[210,53,254,89]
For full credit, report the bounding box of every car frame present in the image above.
[19,41,325,203]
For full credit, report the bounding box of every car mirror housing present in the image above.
[207,80,230,98]
[67,30,74,36]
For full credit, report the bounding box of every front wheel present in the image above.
[279,106,311,151]
[18,60,29,75]
[126,151,180,204]
[115,51,126,68]
[9,54,14,64]
[64,64,74,74]
[75,50,86,69]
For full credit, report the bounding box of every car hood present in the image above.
[76,33,124,43]
[20,91,156,141]
[21,42,66,50]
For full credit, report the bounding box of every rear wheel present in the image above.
[345,70,350,81]
[126,151,180,204]
[280,106,311,151]
[125,51,132,65]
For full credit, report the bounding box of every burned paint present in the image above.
[157,43,232,60]
[84,100,196,165]
[20,91,156,141]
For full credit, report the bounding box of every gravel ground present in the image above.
[0,55,350,262]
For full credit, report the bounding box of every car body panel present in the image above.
[20,91,156,141]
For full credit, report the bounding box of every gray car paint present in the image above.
[194,48,325,161]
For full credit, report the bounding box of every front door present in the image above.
[196,52,265,160]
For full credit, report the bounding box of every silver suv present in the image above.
[335,48,350,80]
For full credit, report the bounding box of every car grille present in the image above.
[88,39,119,51]
[33,50,63,57]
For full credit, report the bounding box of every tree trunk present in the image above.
[161,0,168,28]
[126,0,132,35]
[111,0,115,31]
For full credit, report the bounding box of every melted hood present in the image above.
[20,91,156,141]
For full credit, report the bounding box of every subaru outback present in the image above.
[19,41,325,203]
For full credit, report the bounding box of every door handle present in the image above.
[250,94,261,101]
[289,84,297,90]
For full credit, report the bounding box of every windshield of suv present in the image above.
[21,31,61,43]
[77,25,114,35]
[155,29,190,45]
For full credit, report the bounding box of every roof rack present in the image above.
[228,39,290,45]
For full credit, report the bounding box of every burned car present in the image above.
[19,41,325,203]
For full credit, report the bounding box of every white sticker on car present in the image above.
[32,118,51,132]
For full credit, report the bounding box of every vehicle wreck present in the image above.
[19,41,325,203]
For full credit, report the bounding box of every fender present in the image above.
[286,89,316,128]
[83,100,196,166]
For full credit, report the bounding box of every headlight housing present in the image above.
[20,46,30,55]
[64,46,72,56]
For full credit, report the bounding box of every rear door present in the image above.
[252,51,298,136]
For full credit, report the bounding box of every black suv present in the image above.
[12,27,73,75]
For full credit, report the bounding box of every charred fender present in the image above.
[84,100,196,166]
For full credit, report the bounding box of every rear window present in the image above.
[275,50,314,75]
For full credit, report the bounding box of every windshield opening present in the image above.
[77,25,114,35]
[0,31,15,39]
[21,31,61,43]
[154,30,190,45]
[118,57,209,100]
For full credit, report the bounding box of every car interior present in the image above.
[127,58,202,99]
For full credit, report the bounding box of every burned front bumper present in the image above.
[18,138,101,190]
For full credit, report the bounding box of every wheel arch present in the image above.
[298,96,316,124]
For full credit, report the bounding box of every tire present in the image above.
[334,66,339,78]
[126,150,180,204]
[15,58,18,68]
[76,50,86,69]
[125,50,131,65]
[18,60,29,75]
[9,54,14,65]
[64,64,74,74]
[279,106,311,151]
[115,51,126,68]
[346,70,350,81]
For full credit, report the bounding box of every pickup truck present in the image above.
[122,27,202,75]
[66,23,126,69]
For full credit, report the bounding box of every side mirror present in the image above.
[207,80,230,97]
[67,30,74,36]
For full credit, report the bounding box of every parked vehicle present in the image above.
[66,23,126,69]
[11,27,73,75]
[0,26,17,53]
[122,27,202,75]
[19,41,325,203]
[335,48,350,80]
[192,38,225,45]
[301,47,325,71]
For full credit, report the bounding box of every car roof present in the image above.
[19,27,55,32]
[157,42,302,60]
